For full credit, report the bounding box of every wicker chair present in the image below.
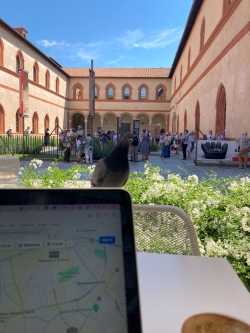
[133,204,200,256]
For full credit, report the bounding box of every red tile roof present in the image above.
[63,68,170,78]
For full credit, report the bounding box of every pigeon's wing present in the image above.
[91,159,108,187]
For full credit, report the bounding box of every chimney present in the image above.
[13,27,28,39]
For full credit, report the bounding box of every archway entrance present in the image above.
[71,113,85,130]
[136,114,149,133]
[215,84,226,135]
[195,102,200,138]
[92,114,101,133]
[103,113,116,131]
[16,109,23,134]
[121,114,133,135]
[32,112,38,134]
[151,114,166,129]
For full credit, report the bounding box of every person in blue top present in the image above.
[100,130,107,150]
[140,129,149,161]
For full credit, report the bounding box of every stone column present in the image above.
[101,118,104,130]
[84,118,87,136]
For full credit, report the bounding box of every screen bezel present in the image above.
[0,188,142,333]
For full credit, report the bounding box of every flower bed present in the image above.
[21,160,250,291]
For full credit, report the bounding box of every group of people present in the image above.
[202,130,224,140]
[60,126,94,163]
[159,130,196,160]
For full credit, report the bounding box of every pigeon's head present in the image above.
[122,132,134,141]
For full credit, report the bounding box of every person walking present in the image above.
[140,129,149,161]
[236,132,250,169]
[190,131,196,152]
[83,132,94,164]
[131,130,139,162]
[44,128,50,147]
[76,135,83,163]
[60,129,70,162]
[182,130,189,160]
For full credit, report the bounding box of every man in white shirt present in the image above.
[207,130,215,140]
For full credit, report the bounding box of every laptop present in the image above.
[0,189,142,333]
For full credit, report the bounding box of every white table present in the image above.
[137,253,250,333]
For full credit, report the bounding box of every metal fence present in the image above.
[0,135,117,159]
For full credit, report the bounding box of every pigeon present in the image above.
[91,132,134,187]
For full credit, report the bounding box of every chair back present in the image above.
[133,204,200,256]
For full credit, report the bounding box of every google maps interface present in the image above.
[0,205,128,333]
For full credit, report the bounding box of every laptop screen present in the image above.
[0,189,141,333]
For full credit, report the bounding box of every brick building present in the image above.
[0,0,249,138]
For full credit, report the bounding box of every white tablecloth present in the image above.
[137,253,250,333]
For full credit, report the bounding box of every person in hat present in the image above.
[7,126,13,137]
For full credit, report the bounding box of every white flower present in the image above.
[47,167,52,171]
[20,167,24,171]
[188,175,198,184]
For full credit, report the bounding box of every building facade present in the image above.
[0,0,249,138]
[169,0,250,139]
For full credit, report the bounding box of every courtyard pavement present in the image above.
[20,150,250,180]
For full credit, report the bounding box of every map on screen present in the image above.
[0,204,128,333]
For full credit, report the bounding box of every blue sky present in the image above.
[1,0,193,68]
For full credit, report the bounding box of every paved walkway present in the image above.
[20,150,250,180]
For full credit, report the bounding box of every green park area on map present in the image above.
[58,266,79,283]
[94,249,106,259]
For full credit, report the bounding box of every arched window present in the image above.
[33,62,39,83]
[72,83,83,99]
[94,87,98,99]
[55,117,59,134]
[195,101,200,138]
[140,88,146,100]
[16,109,23,133]
[0,38,4,67]
[216,84,226,135]
[56,77,59,93]
[184,110,187,131]
[187,47,191,71]
[0,104,5,133]
[44,114,49,132]
[16,50,24,73]
[157,88,164,100]
[105,84,116,100]
[32,112,39,134]
[45,70,50,89]
[138,84,149,100]
[180,65,182,82]
[124,87,130,100]
[108,87,114,99]
[76,88,81,99]
[155,84,166,100]
[122,84,132,100]
[200,17,205,52]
